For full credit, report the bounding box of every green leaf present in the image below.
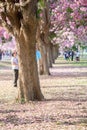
[80,19,85,25]
[49,32,56,39]
[66,7,73,13]
[38,0,45,8]
[36,9,42,18]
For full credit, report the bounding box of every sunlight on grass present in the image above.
[0,54,87,130]
[0,61,11,69]
[55,55,87,67]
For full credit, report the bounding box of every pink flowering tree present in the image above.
[0,27,15,50]
[49,0,87,50]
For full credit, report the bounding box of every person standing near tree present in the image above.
[75,50,80,61]
[36,49,41,74]
[70,50,74,61]
[11,51,19,87]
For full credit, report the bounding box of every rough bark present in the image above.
[16,32,43,102]
[0,0,44,102]
[36,36,50,75]
[47,43,52,67]
[36,0,50,75]
[50,43,54,63]
[52,45,59,63]
[40,41,50,75]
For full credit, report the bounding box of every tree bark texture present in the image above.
[47,44,52,67]
[0,0,44,102]
[36,0,50,75]
[37,36,50,75]
[52,45,58,62]
[16,31,43,102]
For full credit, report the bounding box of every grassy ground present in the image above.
[0,56,87,130]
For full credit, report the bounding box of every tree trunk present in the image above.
[55,44,59,59]
[52,45,59,63]
[36,0,50,75]
[39,41,50,75]
[36,28,50,75]
[50,43,55,63]
[0,0,44,102]
[52,45,56,63]
[16,31,43,102]
[47,43,52,67]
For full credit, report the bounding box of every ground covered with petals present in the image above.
[0,56,87,130]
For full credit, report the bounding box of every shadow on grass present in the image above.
[0,110,87,127]
[52,66,87,69]
[0,109,21,114]
[42,85,87,88]
[46,97,87,103]
[60,119,87,126]
[0,113,57,126]
[55,61,87,65]
[40,72,87,79]
[0,73,13,81]
[50,72,87,77]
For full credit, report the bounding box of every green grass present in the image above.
[0,61,11,69]
[55,55,87,67]
[0,54,87,130]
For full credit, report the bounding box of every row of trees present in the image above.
[0,0,87,102]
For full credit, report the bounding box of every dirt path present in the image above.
[0,58,87,130]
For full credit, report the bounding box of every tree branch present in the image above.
[20,0,30,7]
[0,19,13,34]
[0,2,6,8]
[15,0,30,7]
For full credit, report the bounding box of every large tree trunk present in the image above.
[15,0,44,101]
[36,37,50,75]
[16,32,43,102]
[0,0,44,102]
[36,27,50,75]
[36,0,50,75]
